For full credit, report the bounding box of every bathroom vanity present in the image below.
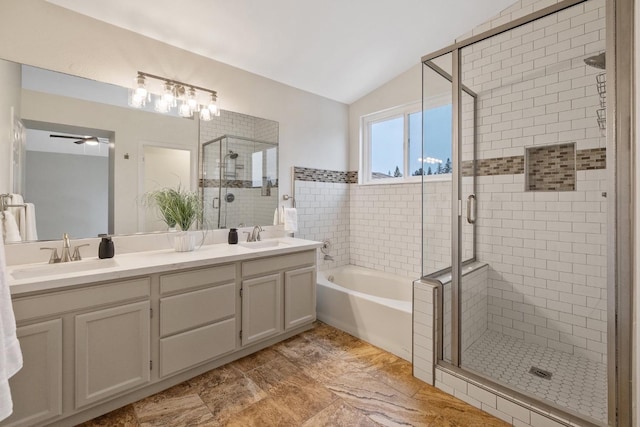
[2,237,320,427]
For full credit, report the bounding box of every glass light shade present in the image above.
[155,98,171,113]
[199,107,212,121]
[187,88,198,111]
[178,102,193,118]
[134,75,147,98]
[84,137,99,146]
[128,88,146,108]
[207,95,220,117]
[161,82,175,104]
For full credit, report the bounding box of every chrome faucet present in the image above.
[60,233,72,263]
[247,226,264,242]
[41,233,88,264]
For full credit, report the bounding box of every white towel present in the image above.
[0,230,23,422]
[2,212,21,243]
[284,208,298,232]
[273,208,279,226]
[17,203,37,241]
[7,195,23,220]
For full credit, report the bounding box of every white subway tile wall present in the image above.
[413,280,437,385]
[295,181,350,270]
[461,0,608,363]
[350,183,423,278]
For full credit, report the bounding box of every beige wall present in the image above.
[0,0,349,204]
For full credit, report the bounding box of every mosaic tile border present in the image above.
[199,179,279,189]
[294,167,358,184]
[461,147,606,177]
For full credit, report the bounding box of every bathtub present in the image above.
[317,265,413,361]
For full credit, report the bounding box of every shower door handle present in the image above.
[466,194,476,224]
[213,197,219,209]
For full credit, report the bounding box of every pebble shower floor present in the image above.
[463,330,607,424]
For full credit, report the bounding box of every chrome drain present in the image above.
[529,366,552,380]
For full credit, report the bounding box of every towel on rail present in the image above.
[2,211,21,243]
[284,208,298,232]
[7,194,23,218]
[17,203,37,241]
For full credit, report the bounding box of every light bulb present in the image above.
[207,92,220,116]
[155,98,170,113]
[162,82,175,104]
[134,75,147,98]
[187,88,198,111]
[178,101,192,118]
[199,107,212,121]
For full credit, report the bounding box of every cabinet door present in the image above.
[75,301,150,409]
[284,266,316,330]
[241,274,282,346]
[0,319,62,427]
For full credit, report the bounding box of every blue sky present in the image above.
[371,104,452,177]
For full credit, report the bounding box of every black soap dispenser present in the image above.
[98,234,115,259]
[228,228,238,244]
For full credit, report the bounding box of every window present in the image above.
[362,98,452,183]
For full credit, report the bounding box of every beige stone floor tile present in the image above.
[133,394,216,427]
[301,400,382,427]
[199,374,268,425]
[225,396,298,427]
[77,404,139,427]
[82,322,509,427]
[247,356,337,423]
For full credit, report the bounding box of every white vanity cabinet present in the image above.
[1,319,62,427]
[240,250,316,346]
[3,277,151,427]
[158,264,237,377]
[4,239,319,426]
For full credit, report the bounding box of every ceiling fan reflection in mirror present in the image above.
[49,134,107,146]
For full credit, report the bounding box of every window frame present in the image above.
[361,96,452,185]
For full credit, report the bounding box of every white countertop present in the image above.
[8,237,322,296]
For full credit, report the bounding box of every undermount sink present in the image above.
[238,239,290,249]
[10,258,119,280]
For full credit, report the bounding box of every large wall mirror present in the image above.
[0,58,279,242]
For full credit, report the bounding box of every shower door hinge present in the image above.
[239,330,243,340]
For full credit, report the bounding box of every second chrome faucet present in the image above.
[40,233,89,264]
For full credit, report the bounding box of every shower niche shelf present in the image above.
[525,142,576,192]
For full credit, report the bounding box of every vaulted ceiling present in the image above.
[46,0,515,104]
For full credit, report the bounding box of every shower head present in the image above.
[224,151,238,160]
[584,52,606,70]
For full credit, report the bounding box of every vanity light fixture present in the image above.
[129,71,220,121]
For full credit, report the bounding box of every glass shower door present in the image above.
[454,1,608,423]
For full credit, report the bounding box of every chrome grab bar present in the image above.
[466,194,476,224]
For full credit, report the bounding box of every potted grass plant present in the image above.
[145,186,203,251]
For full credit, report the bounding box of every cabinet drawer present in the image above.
[241,250,315,278]
[159,318,236,377]
[13,277,150,322]
[160,283,235,337]
[160,264,236,295]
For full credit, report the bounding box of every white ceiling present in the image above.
[46,0,515,104]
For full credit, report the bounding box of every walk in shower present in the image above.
[420,0,631,425]
[201,135,278,229]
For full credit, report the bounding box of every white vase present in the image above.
[174,231,196,252]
